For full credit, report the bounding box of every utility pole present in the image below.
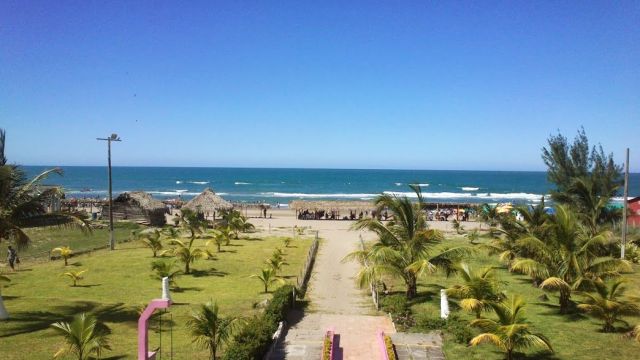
[97,134,122,250]
[621,148,629,259]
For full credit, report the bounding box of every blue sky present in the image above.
[1,1,638,171]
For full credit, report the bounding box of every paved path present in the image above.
[390,332,445,360]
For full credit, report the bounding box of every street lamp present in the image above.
[97,133,122,250]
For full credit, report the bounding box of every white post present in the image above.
[161,277,171,301]
[440,289,450,319]
[621,148,629,259]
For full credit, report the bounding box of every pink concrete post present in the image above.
[138,299,171,360]
[377,329,390,360]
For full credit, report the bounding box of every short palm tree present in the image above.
[470,295,553,360]
[162,225,181,239]
[150,260,183,288]
[186,301,240,360]
[163,238,205,274]
[265,258,285,275]
[220,209,254,239]
[62,270,87,287]
[179,208,208,239]
[250,268,284,293]
[207,227,231,252]
[577,279,640,332]
[51,313,111,360]
[344,185,470,299]
[0,129,90,248]
[52,246,74,266]
[446,263,503,318]
[139,229,163,257]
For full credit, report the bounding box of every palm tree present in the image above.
[219,209,254,239]
[62,270,87,287]
[52,246,74,266]
[470,295,553,360]
[446,263,503,318]
[162,225,181,239]
[0,129,90,248]
[179,208,208,239]
[207,227,231,252]
[265,258,285,275]
[138,229,163,257]
[577,279,640,332]
[150,260,183,288]
[511,205,631,313]
[186,301,240,360]
[479,203,502,228]
[163,238,205,274]
[51,313,111,360]
[344,185,470,299]
[250,268,284,293]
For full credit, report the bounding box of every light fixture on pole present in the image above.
[97,133,122,250]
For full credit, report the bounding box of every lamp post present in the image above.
[97,134,121,250]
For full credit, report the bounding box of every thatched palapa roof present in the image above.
[115,191,165,211]
[289,200,376,212]
[184,188,232,213]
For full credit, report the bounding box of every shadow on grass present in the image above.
[535,302,586,321]
[74,284,102,288]
[226,243,245,247]
[190,268,229,278]
[239,237,263,242]
[172,286,204,293]
[70,262,83,267]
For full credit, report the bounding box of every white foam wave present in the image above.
[262,192,378,199]
[461,187,479,191]
[383,191,546,201]
[235,182,251,185]
[409,183,429,187]
[176,181,182,184]
[189,181,209,185]
[395,183,403,186]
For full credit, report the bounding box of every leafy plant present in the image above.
[62,270,87,287]
[138,229,163,257]
[250,268,285,293]
[446,263,504,318]
[577,279,640,332]
[187,301,240,360]
[52,246,74,266]
[207,227,232,252]
[162,238,206,274]
[150,260,182,288]
[470,295,553,360]
[283,238,292,248]
[384,335,397,360]
[51,313,111,360]
[322,332,332,360]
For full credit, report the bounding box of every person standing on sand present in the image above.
[7,245,18,271]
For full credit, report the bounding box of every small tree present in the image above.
[150,260,182,288]
[446,264,503,318]
[250,268,284,293]
[470,295,552,360]
[265,258,285,275]
[52,246,73,266]
[163,238,205,274]
[139,229,163,257]
[62,270,87,287]
[186,301,240,360]
[207,227,231,252]
[51,313,111,360]
[577,279,640,332]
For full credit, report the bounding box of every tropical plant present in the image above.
[265,257,285,275]
[0,129,90,248]
[52,246,74,266]
[179,208,208,239]
[630,325,640,343]
[467,230,479,244]
[250,268,284,293]
[207,227,231,252]
[150,260,183,288]
[511,205,631,313]
[283,238,292,248]
[186,301,240,360]
[344,185,471,298]
[62,270,87,287]
[452,219,464,234]
[51,313,111,360]
[271,248,285,263]
[446,263,504,318]
[162,238,206,274]
[219,209,254,239]
[162,225,181,239]
[577,279,640,332]
[470,295,553,360]
[479,203,502,228]
[138,229,163,257]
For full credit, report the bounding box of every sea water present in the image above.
[23,166,640,205]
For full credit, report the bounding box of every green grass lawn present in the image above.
[0,228,312,359]
[381,236,640,360]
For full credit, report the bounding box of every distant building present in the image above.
[102,191,167,226]
[628,197,640,227]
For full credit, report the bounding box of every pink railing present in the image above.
[377,329,390,360]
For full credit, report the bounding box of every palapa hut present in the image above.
[183,188,233,220]
[103,191,167,226]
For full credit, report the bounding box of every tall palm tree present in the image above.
[163,238,205,274]
[344,185,470,298]
[511,205,630,313]
[250,267,284,293]
[577,279,640,332]
[52,246,74,266]
[51,313,111,360]
[446,263,504,318]
[138,229,163,257]
[0,129,90,248]
[470,295,553,360]
[186,301,240,360]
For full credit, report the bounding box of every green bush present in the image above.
[222,285,294,360]
[380,294,414,329]
[322,333,332,360]
[384,335,397,360]
[413,312,472,344]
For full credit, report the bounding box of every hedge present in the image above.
[222,285,294,360]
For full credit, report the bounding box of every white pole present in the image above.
[440,289,450,319]
[621,148,630,259]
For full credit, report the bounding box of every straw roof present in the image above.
[115,191,165,211]
[183,188,232,213]
[289,200,376,212]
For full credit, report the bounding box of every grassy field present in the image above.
[0,227,312,359]
[381,236,640,360]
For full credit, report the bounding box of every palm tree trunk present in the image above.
[506,348,513,360]
[217,243,221,252]
[559,289,570,314]
[264,283,268,293]
[64,257,68,266]
[185,262,190,274]
[405,275,417,299]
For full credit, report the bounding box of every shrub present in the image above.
[414,312,472,344]
[222,285,294,360]
[384,335,397,360]
[380,294,414,329]
[322,333,332,360]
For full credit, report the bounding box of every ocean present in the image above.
[23,166,640,206]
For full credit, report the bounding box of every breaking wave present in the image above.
[235,182,251,185]
[261,192,378,199]
[461,187,480,191]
